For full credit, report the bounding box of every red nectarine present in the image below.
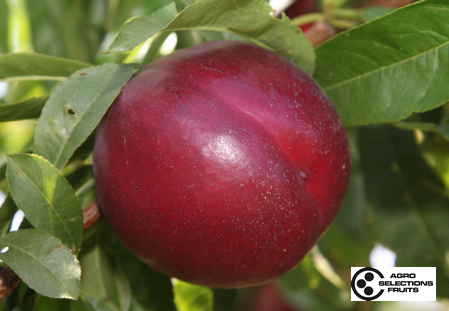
[93,40,350,288]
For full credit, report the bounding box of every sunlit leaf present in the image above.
[105,3,178,54]
[0,95,47,122]
[315,0,449,125]
[174,280,212,311]
[0,229,81,299]
[6,153,83,251]
[106,0,315,74]
[0,53,92,81]
[33,63,135,171]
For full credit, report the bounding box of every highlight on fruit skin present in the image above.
[93,40,351,288]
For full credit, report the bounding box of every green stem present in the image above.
[393,121,439,133]
[330,18,359,29]
[142,32,171,64]
[332,8,362,20]
[0,76,67,82]
[291,13,325,26]
[75,178,95,197]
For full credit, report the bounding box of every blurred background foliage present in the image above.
[1,0,449,310]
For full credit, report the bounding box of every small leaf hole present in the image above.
[67,108,77,117]
[1,247,9,253]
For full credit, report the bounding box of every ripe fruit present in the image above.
[93,40,350,288]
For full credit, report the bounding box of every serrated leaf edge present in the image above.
[6,153,82,249]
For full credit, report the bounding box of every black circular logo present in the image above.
[351,268,384,301]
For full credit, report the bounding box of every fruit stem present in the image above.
[332,8,362,20]
[393,121,439,133]
[329,18,359,29]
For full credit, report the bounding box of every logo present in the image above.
[351,267,436,302]
[351,267,384,301]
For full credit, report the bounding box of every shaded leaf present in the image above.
[0,194,17,236]
[34,63,135,171]
[0,53,92,81]
[106,0,315,74]
[6,154,83,251]
[9,292,38,311]
[105,222,176,311]
[315,0,449,125]
[0,229,81,299]
[122,261,175,311]
[279,255,348,311]
[34,296,72,311]
[213,288,237,311]
[174,280,212,311]
[79,223,131,311]
[0,95,47,122]
[436,116,449,140]
[359,124,449,297]
[83,295,118,311]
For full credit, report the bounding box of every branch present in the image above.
[304,21,338,48]
[0,267,22,301]
[82,200,103,232]
[0,200,102,301]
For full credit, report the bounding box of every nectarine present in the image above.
[93,40,350,288]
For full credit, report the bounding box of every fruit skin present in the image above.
[285,0,319,18]
[284,0,319,32]
[93,40,350,288]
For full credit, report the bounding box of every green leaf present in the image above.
[0,0,7,54]
[34,295,71,311]
[106,0,315,74]
[83,295,118,311]
[174,280,212,311]
[0,95,47,122]
[315,0,449,126]
[0,229,81,299]
[122,260,175,311]
[33,63,135,171]
[106,222,176,311]
[279,255,347,311]
[360,6,396,22]
[6,154,83,252]
[358,124,449,297]
[105,3,178,54]
[79,223,133,311]
[0,194,18,236]
[0,53,92,81]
